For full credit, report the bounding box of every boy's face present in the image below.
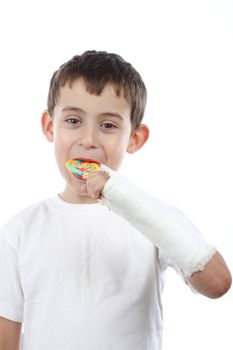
[42,78,148,203]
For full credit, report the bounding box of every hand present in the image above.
[80,171,110,199]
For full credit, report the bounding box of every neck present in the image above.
[59,187,100,204]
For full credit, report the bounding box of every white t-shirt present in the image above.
[0,195,182,350]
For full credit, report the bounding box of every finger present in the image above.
[92,191,99,199]
[89,181,103,199]
[85,172,110,198]
[89,183,101,199]
[81,183,88,193]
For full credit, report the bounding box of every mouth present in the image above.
[65,158,101,181]
[72,158,100,164]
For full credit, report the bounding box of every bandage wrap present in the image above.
[101,166,216,278]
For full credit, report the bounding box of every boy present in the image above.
[0,50,231,350]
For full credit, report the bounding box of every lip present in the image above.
[72,158,101,164]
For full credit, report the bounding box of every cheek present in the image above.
[53,131,71,162]
[54,127,71,148]
[105,136,126,154]
[105,135,130,168]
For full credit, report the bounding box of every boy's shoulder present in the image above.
[1,197,51,243]
[5,197,49,223]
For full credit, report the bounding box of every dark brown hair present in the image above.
[47,50,147,131]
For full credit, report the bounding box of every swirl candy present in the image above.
[65,159,100,180]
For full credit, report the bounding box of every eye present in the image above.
[66,118,81,125]
[101,122,118,129]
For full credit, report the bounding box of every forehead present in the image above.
[56,78,131,115]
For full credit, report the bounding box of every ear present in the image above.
[127,124,150,154]
[41,110,54,142]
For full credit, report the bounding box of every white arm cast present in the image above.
[101,166,216,278]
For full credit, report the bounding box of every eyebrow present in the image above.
[62,106,85,113]
[100,112,124,121]
[61,106,124,121]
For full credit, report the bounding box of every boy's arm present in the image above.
[187,251,231,298]
[83,168,231,298]
[0,316,22,350]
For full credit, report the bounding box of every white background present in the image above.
[0,0,232,349]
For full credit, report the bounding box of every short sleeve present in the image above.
[0,227,24,322]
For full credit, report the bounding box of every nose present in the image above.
[77,125,98,149]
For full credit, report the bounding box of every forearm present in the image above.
[0,317,22,350]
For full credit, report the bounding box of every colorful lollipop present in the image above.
[65,159,100,180]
